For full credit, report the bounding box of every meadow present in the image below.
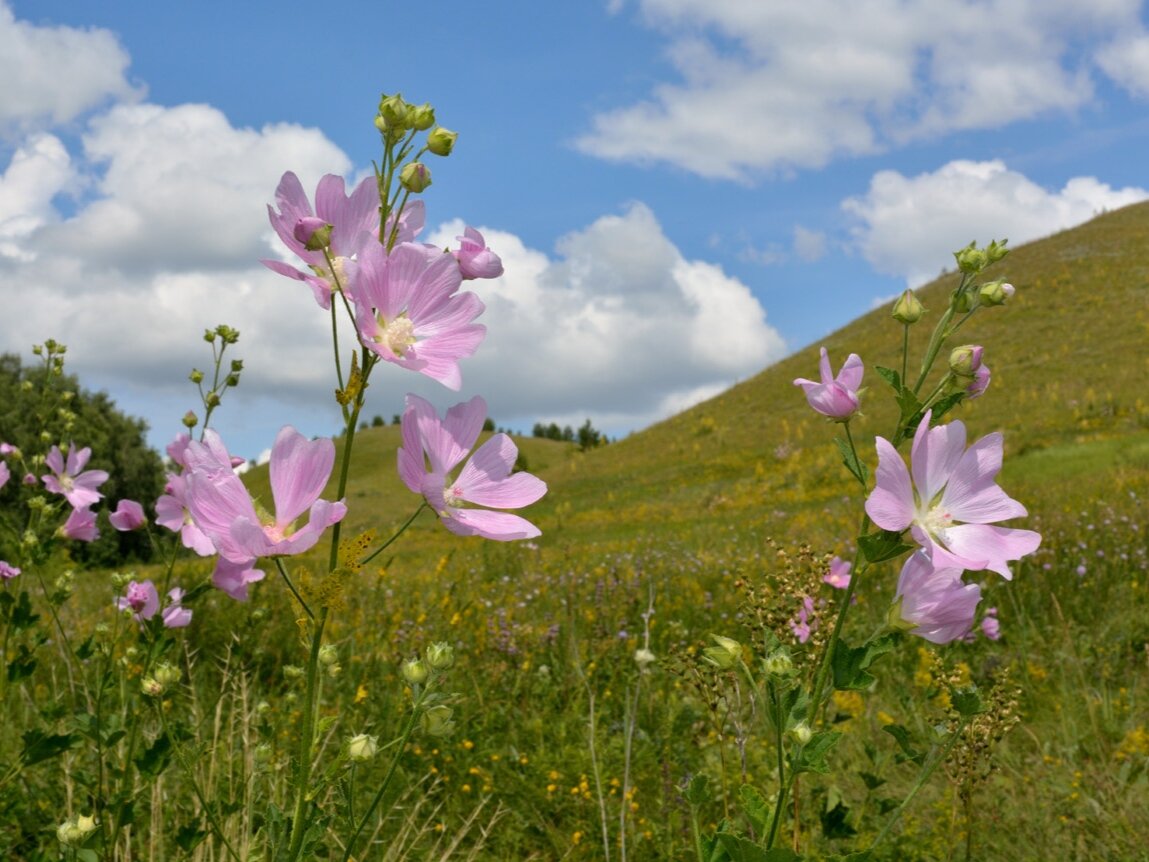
[1,134,1147,860]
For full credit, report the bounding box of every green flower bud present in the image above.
[189,369,204,384]
[283,665,305,680]
[154,663,181,686]
[953,242,988,274]
[762,650,794,677]
[182,411,199,429]
[425,641,456,671]
[789,721,813,745]
[76,814,98,836]
[702,634,743,670]
[141,677,165,697]
[978,280,1014,306]
[948,344,983,378]
[401,657,429,685]
[318,644,339,666]
[420,704,456,737]
[985,238,1009,263]
[891,289,924,324]
[634,647,656,670]
[378,93,411,129]
[427,127,458,157]
[348,733,379,762]
[410,103,436,131]
[399,162,432,193]
[57,820,85,846]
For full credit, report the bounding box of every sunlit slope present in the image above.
[249,201,1149,553]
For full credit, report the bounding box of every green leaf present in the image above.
[926,391,965,425]
[882,723,925,766]
[684,773,710,806]
[134,733,173,780]
[739,784,772,834]
[874,366,900,391]
[175,823,207,852]
[10,590,40,631]
[792,731,842,776]
[716,834,802,862]
[858,771,886,790]
[831,635,897,691]
[951,686,984,717]
[76,850,99,862]
[857,531,912,565]
[7,645,37,683]
[835,436,869,484]
[20,730,76,766]
[820,799,857,839]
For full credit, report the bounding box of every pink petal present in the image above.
[442,507,541,541]
[865,437,915,530]
[911,413,966,506]
[457,435,548,509]
[269,427,335,528]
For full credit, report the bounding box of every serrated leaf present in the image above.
[684,773,710,806]
[835,437,869,484]
[10,590,40,631]
[857,531,912,565]
[858,771,886,790]
[20,730,76,766]
[134,733,173,779]
[882,724,925,766]
[792,730,842,775]
[874,366,900,391]
[951,686,984,717]
[716,834,802,862]
[820,799,857,839]
[175,823,207,853]
[831,635,897,692]
[739,784,772,834]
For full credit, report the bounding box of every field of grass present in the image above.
[1,205,1148,860]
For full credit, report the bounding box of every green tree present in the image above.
[0,352,165,565]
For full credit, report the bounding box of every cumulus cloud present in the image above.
[579,0,1147,179]
[424,204,786,433]
[1096,31,1149,98]
[0,2,140,133]
[842,159,1149,287]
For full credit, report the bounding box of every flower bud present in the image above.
[891,289,924,324]
[378,93,411,129]
[953,242,987,274]
[978,280,1014,306]
[283,665,305,680]
[634,647,656,670]
[701,634,743,670]
[789,721,813,745]
[985,238,1009,263]
[141,677,165,697]
[76,814,98,836]
[420,704,456,737]
[425,641,455,671]
[409,103,436,131]
[182,411,199,429]
[293,217,333,251]
[401,657,429,685]
[762,650,794,677]
[57,820,85,846]
[318,644,339,666]
[154,663,182,686]
[399,162,432,193]
[189,369,204,384]
[427,127,458,157]
[348,733,379,762]
[948,345,983,378]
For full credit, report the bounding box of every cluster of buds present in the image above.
[186,324,243,428]
[398,642,458,737]
[56,813,98,846]
[319,643,342,678]
[142,662,182,697]
[373,92,459,197]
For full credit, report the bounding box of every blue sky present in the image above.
[2,0,1148,461]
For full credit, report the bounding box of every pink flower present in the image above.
[156,433,230,556]
[0,461,8,490]
[117,579,160,621]
[823,556,852,589]
[980,607,1001,641]
[966,363,991,399]
[865,411,1041,579]
[789,595,818,644]
[42,444,108,509]
[454,226,504,279]
[793,348,863,421]
[894,551,981,644]
[61,507,99,542]
[184,427,346,588]
[262,171,382,308]
[162,587,193,629]
[398,394,547,541]
[0,561,20,580]
[110,499,146,531]
[354,242,486,390]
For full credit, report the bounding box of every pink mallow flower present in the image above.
[42,444,108,509]
[116,580,191,628]
[865,411,1041,579]
[110,499,146,531]
[789,596,818,644]
[61,507,99,542]
[0,460,8,490]
[0,561,20,580]
[454,226,504,280]
[980,607,1001,641]
[354,242,486,390]
[184,427,346,599]
[793,348,863,421]
[823,556,852,589]
[262,171,384,308]
[156,433,228,556]
[399,394,547,541]
[893,550,981,644]
[162,587,193,629]
[966,363,991,399]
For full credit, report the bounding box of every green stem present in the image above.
[900,324,909,387]
[359,504,428,567]
[764,678,789,848]
[285,607,329,861]
[276,559,315,621]
[339,691,427,862]
[867,716,971,853]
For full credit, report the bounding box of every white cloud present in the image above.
[0,133,73,256]
[792,226,827,262]
[424,204,786,434]
[1097,31,1149,98]
[578,0,1147,179]
[842,159,1149,287]
[0,2,140,133]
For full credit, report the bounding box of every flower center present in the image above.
[920,504,954,539]
[310,256,349,294]
[375,313,416,358]
[443,483,465,507]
